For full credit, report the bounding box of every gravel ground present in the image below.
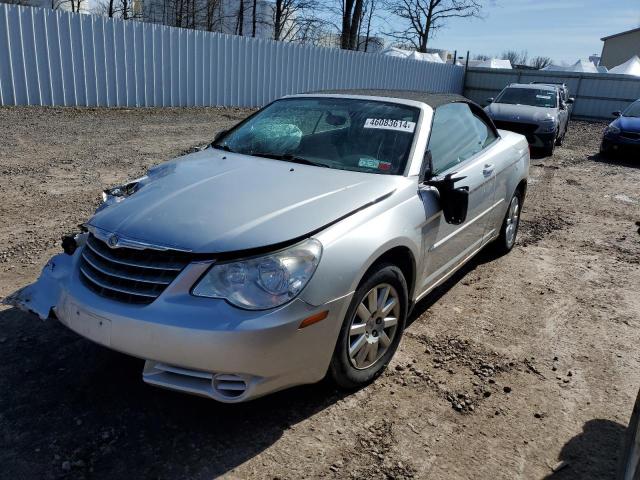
[1,108,639,480]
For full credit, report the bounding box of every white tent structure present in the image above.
[380,47,444,63]
[407,51,444,63]
[542,59,599,73]
[381,47,410,59]
[476,58,512,69]
[609,56,640,76]
[567,59,599,73]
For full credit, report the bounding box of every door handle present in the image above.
[483,164,495,176]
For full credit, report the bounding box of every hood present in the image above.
[486,103,557,123]
[616,115,640,133]
[89,149,401,253]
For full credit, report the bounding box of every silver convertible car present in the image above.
[4,90,529,402]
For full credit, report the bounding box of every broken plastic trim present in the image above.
[96,176,147,213]
[2,253,73,320]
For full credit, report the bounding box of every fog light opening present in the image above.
[212,374,247,399]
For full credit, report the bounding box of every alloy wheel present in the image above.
[505,195,520,248]
[348,283,400,370]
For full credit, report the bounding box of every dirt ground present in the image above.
[1,107,639,480]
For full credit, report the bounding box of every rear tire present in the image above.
[490,189,522,256]
[329,263,408,389]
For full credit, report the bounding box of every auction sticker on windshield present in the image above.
[364,118,416,133]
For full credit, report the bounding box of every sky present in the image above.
[381,0,640,65]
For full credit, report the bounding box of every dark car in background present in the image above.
[601,100,640,157]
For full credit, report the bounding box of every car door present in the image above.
[418,102,499,291]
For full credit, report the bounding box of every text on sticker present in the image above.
[364,118,416,133]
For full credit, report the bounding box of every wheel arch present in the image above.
[359,246,417,302]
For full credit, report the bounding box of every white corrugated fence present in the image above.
[0,4,465,108]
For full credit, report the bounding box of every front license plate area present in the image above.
[60,297,112,347]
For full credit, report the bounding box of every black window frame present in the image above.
[423,101,500,177]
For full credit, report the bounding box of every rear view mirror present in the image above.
[424,173,469,225]
[326,113,347,126]
[612,111,622,117]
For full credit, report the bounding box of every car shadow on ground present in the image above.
[0,306,353,479]
[589,151,640,169]
[529,148,551,161]
[543,418,626,479]
[0,249,498,479]
[407,248,496,327]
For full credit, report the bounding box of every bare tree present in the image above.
[530,55,553,70]
[385,0,482,52]
[473,53,489,61]
[501,49,528,66]
[357,0,380,52]
[341,0,365,49]
[273,0,325,42]
[235,0,245,34]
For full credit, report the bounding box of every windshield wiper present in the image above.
[250,152,329,168]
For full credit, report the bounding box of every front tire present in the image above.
[618,389,640,480]
[491,189,522,256]
[329,263,408,389]
[544,130,558,155]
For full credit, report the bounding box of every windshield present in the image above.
[495,87,557,108]
[214,97,420,175]
[623,101,640,118]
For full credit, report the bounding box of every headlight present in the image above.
[605,125,621,136]
[192,239,322,310]
[538,119,556,133]
[96,176,147,212]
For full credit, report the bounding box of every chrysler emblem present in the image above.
[107,234,119,248]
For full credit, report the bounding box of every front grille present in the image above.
[621,131,640,141]
[493,120,539,138]
[79,234,193,305]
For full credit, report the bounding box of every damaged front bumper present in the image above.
[2,237,352,402]
[2,235,85,320]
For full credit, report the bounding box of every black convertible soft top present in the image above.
[308,89,473,109]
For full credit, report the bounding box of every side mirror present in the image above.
[213,129,228,143]
[424,172,469,225]
[612,111,622,117]
[486,97,494,104]
[566,97,575,104]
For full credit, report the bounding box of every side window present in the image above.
[470,109,497,149]
[427,103,496,174]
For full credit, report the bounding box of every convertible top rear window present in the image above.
[215,97,420,175]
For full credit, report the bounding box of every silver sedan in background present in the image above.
[485,83,574,155]
[5,90,529,402]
